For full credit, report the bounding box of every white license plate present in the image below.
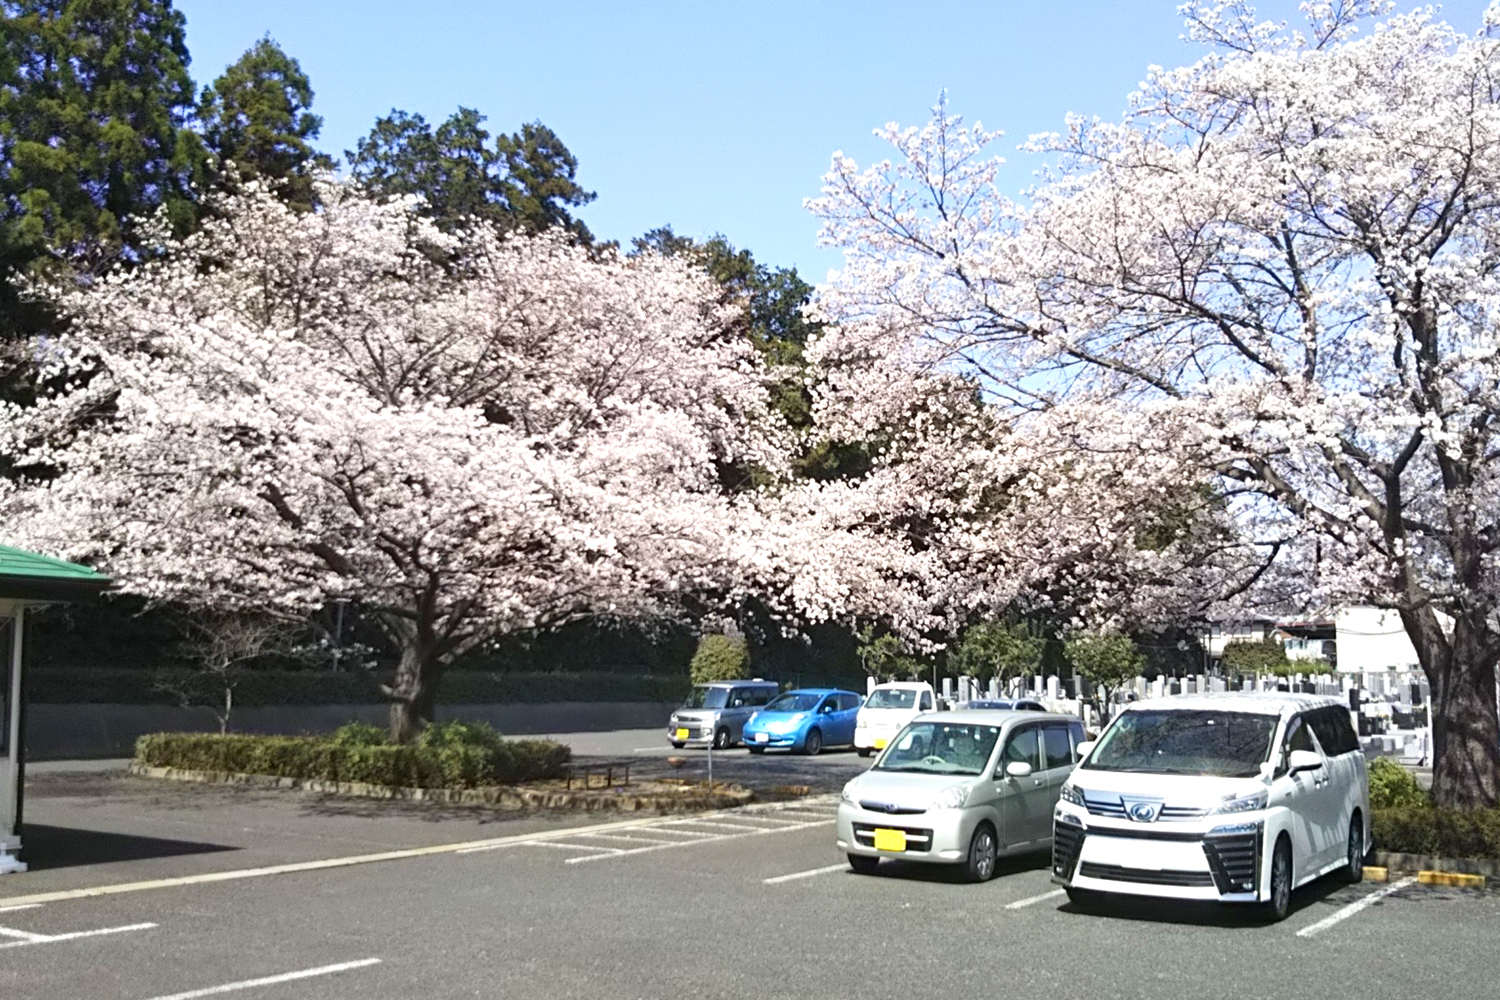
[753,732,768,742]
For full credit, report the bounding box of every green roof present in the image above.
[0,544,110,602]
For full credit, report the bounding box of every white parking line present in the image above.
[566,818,833,864]
[1005,889,1066,910]
[520,841,624,854]
[1295,876,1418,938]
[0,922,157,950]
[763,863,849,884]
[0,924,52,942]
[139,957,381,1000]
[660,820,773,833]
[0,904,41,914]
[562,833,679,845]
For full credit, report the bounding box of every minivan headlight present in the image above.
[930,784,968,811]
[1211,790,1268,815]
[841,779,859,803]
[1059,782,1085,806]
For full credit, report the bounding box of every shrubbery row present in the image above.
[1367,757,1500,859]
[35,668,690,706]
[135,722,571,789]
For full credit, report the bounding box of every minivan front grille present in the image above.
[859,800,927,816]
[1053,819,1085,879]
[1078,862,1215,888]
[1083,795,1127,819]
[1203,828,1262,894]
[852,823,933,853]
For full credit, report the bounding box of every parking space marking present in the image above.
[140,957,381,1000]
[1296,876,1418,938]
[520,842,624,854]
[561,833,679,845]
[1005,889,1066,910]
[0,924,52,942]
[0,922,156,950]
[763,863,849,884]
[0,904,41,914]
[565,818,833,864]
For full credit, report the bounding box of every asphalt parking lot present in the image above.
[1,743,1495,999]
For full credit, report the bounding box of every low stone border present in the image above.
[128,763,754,812]
[1373,850,1500,879]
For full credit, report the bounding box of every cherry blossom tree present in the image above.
[809,2,1500,807]
[0,179,790,741]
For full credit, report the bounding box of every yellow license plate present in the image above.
[873,828,907,852]
[873,738,888,750]
[674,728,689,740]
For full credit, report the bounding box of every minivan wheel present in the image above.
[1345,814,1365,884]
[802,729,823,756]
[857,747,872,758]
[713,727,731,750]
[1261,837,1293,923]
[964,825,998,883]
[848,854,880,874]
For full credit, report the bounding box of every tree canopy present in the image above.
[346,108,595,241]
[197,36,329,209]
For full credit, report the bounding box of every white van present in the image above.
[853,681,937,757]
[1051,693,1369,922]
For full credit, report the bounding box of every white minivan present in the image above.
[1051,693,1369,922]
[854,681,937,757]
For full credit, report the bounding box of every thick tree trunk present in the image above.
[1403,611,1500,809]
[388,643,442,744]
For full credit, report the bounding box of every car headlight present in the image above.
[841,779,859,803]
[748,712,758,724]
[930,784,968,810]
[1059,782,1085,806]
[1211,790,1268,815]
[856,717,867,728]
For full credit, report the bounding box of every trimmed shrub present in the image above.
[134,730,571,789]
[1373,806,1500,859]
[689,634,750,685]
[32,668,690,706]
[1368,757,1429,809]
[328,722,387,747]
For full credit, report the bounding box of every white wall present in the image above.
[1334,606,1425,674]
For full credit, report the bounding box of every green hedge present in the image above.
[1373,806,1500,859]
[33,668,690,706]
[135,723,571,789]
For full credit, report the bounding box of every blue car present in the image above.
[741,688,863,756]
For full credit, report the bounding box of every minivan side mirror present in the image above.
[1287,749,1323,775]
[1004,761,1034,779]
[1075,740,1096,759]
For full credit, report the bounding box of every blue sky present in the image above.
[175,1,1494,282]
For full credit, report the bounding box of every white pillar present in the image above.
[1,604,25,874]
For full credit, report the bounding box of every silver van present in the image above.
[837,709,1086,881]
[668,680,779,749]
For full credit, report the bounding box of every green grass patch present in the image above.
[135,722,571,789]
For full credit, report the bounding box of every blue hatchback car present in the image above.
[741,688,863,756]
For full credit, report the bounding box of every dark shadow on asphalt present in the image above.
[1058,871,1352,927]
[19,823,238,870]
[852,850,1052,886]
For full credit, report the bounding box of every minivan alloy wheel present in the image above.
[713,727,731,750]
[1346,815,1365,884]
[1263,838,1292,922]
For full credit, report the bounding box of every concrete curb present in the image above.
[127,763,755,812]
[1372,850,1500,880]
[1418,870,1486,888]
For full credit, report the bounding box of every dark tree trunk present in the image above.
[388,642,442,744]
[1403,611,1500,809]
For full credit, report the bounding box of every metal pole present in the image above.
[706,738,713,790]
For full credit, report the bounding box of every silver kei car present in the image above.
[837,710,1086,882]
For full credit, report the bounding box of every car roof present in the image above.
[779,687,849,696]
[1123,692,1346,717]
[870,681,933,690]
[913,709,1078,724]
[695,679,777,688]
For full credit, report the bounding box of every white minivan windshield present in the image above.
[864,688,917,709]
[874,722,1001,775]
[1084,710,1279,778]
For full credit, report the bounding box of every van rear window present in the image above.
[864,689,918,709]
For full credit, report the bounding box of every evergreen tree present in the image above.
[346,107,594,241]
[197,36,329,209]
[0,0,203,340]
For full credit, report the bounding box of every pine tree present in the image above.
[346,107,594,241]
[0,0,204,341]
[197,36,329,210]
